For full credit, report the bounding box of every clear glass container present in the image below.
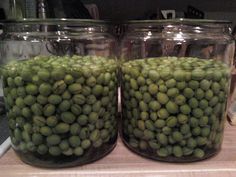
[227,32,236,125]
[0,19,118,167]
[120,19,235,162]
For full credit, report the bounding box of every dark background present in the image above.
[81,0,236,21]
[0,0,236,22]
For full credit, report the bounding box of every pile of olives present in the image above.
[121,57,230,162]
[2,55,118,167]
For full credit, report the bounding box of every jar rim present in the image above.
[0,18,109,26]
[125,18,231,25]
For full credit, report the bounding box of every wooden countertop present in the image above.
[0,124,236,177]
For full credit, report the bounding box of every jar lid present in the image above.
[125,18,232,25]
[124,18,232,34]
[0,18,109,26]
[0,18,113,33]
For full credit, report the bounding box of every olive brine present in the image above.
[121,57,230,162]
[2,55,118,167]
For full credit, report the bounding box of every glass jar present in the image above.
[227,31,236,125]
[120,19,234,162]
[0,19,118,167]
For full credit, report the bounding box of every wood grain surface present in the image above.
[0,123,236,177]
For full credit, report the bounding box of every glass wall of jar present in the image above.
[227,29,236,125]
[120,19,235,162]
[0,19,118,168]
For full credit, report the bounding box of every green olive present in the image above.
[121,57,229,161]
